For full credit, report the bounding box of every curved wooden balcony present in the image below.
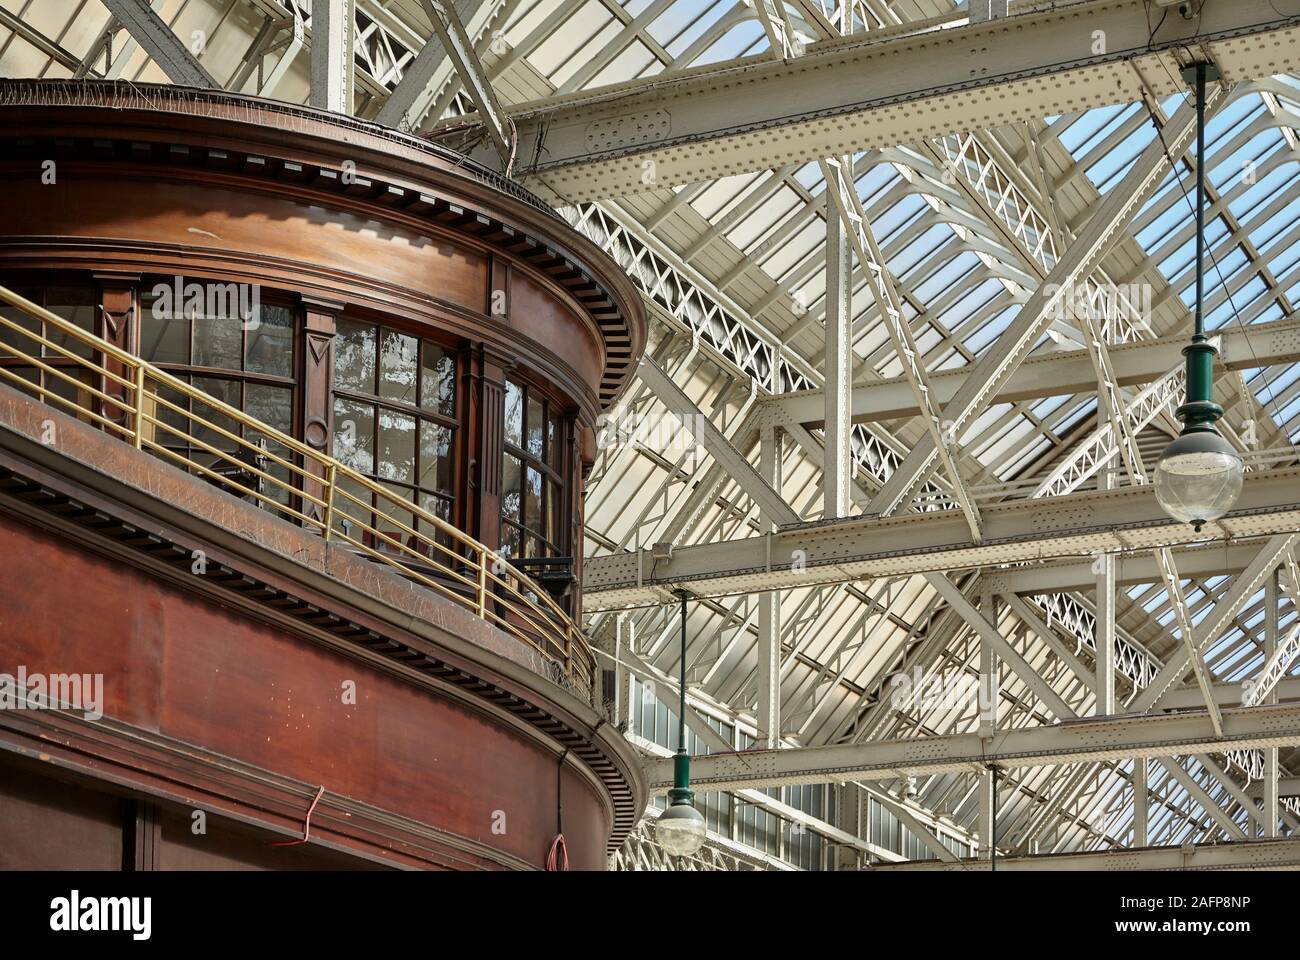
[0,282,597,701]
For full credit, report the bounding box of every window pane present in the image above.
[333,473,372,534]
[243,385,293,509]
[334,319,376,394]
[501,453,522,522]
[193,312,243,371]
[420,341,455,417]
[43,367,92,410]
[244,384,294,507]
[190,376,241,461]
[245,304,293,377]
[377,482,415,550]
[152,375,191,449]
[244,390,295,512]
[503,379,523,448]
[500,521,521,561]
[547,413,562,468]
[547,480,562,546]
[524,466,543,533]
[245,382,292,435]
[44,287,96,359]
[418,491,451,526]
[0,304,41,355]
[333,397,374,474]
[139,294,189,365]
[6,367,39,401]
[526,396,544,458]
[419,420,453,494]
[418,492,454,556]
[377,408,415,482]
[378,327,417,403]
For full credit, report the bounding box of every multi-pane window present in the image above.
[867,796,964,862]
[0,285,97,409]
[138,285,296,506]
[331,318,456,549]
[501,377,566,560]
[782,783,828,869]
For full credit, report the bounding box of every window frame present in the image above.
[0,283,101,409]
[329,316,461,545]
[134,281,302,509]
[500,372,570,562]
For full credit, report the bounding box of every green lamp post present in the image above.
[654,588,708,857]
[1153,61,1244,532]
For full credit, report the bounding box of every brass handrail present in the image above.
[0,284,595,696]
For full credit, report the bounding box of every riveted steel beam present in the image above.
[643,702,1300,791]
[585,467,1300,608]
[457,0,1300,202]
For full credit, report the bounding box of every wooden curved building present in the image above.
[0,79,647,871]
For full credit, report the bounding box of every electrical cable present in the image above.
[273,784,325,847]
[545,747,570,871]
[1140,59,1294,445]
[1143,0,1169,53]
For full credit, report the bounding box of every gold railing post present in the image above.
[322,461,337,538]
[476,549,488,617]
[132,364,147,449]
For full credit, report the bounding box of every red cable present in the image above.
[545,748,569,870]
[545,834,569,871]
[273,785,325,847]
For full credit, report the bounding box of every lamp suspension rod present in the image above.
[668,588,693,805]
[1195,60,1206,341]
[989,764,998,873]
[677,589,687,753]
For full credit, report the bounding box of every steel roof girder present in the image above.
[644,701,1300,792]
[584,467,1300,606]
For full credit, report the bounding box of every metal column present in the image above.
[823,207,852,520]
[1265,567,1281,837]
[310,0,355,114]
[756,420,783,747]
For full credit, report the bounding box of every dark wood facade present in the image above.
[0,80,647,870]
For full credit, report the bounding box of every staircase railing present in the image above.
[0,284,595,698]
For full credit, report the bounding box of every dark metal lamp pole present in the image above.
[653,588,708,857]
[1154,60,1244,532]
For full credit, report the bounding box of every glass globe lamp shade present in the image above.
[1153,429,1244,530]
[655,802,708,857]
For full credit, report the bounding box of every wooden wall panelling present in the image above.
[299,297,340,531]
[94,271,138,432]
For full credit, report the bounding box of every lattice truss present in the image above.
[4,0,1300,870]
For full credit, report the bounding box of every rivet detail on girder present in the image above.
[586,110,672,152]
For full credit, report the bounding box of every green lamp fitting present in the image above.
[1176,337,1224,433]
[667,750,694,807]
